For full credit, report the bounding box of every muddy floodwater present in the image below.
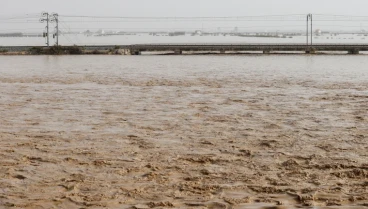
[0,55,367,209]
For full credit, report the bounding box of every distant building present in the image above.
[96,29,105,35]
[193,30,202,36]
[169,31,185,36]
[315,29,322,36]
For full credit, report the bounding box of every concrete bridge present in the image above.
[2,44,368,54]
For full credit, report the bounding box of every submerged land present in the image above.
[0,55,367,209]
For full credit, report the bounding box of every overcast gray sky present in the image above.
[1,0,368,33]
[1,0,367,17]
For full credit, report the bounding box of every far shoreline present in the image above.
[1,45,368,56]
[1,52,367,56]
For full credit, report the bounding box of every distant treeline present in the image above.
[0,33,23,37]
[27,45,123,55]
[0,33,43,37]
[28,46,84,55]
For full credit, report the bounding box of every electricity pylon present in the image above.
[40,12,49,47]
[51,13,59,46]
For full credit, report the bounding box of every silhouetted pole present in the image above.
[310,14,313,45]
[306,14,309,46]
[40,12,49,47]
[51,13,59,46]
[306,14,313,46]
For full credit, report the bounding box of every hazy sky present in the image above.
[2,0,368,17]
[2,0,368,33]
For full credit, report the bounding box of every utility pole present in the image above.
[310,14,313,45]
[40,12,49,47]
[51,13,59,46]
[306,14,313,46]
[307,14,309,46]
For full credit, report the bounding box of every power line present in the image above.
[58,14,368,21]
[58,20,309,23]
[0,14,39,20]
[59,21,81,45]
[59,14,306,19]
[0,21,40,23]
[313,14,368,18]
[2,24,365,33]
[0,28,44,32]
[57,14,307,23]
[57,19,368,23]
[51,24,308,30]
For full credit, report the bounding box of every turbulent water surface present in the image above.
[0,55,367,209]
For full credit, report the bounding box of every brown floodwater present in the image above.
[0,55,367,209]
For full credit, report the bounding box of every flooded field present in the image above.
[0,55,367,209]
[1,33,368,46]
